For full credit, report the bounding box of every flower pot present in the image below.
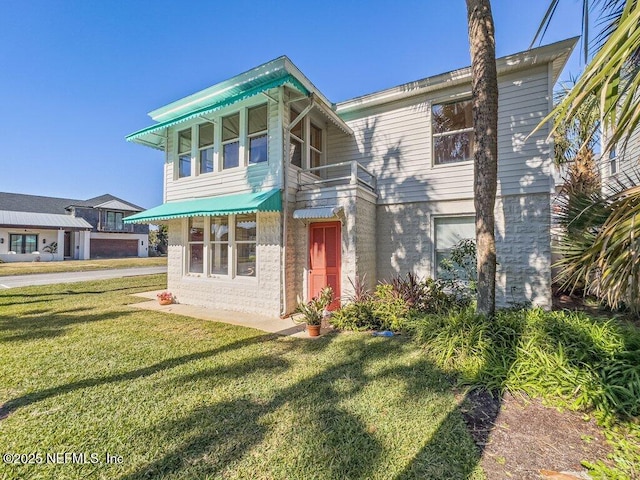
[307,324,321,337]
[158,299,173,306]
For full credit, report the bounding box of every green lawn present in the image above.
[0,275,483,479]
[0,257,166,276]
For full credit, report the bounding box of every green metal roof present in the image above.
[126,73,309,149]
[123,189,282,224]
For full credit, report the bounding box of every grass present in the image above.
[0,275,483,479]
[0,257,166,276]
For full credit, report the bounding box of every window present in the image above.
[105,211,124,231]
[199,123,214,174]
[10,234,38,254]
[188,217,204,274]
[235,214,256,277]
[310,123,323,169]
[248,104,268,164]
[210,216,229,275]
[432,99,474,165]
[178,128,192,177]
[609,145,618,175]
[289,107,303,168]
[434,216,475,279]
[222,113,240,169]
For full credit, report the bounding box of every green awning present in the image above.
[126,73,309,150]
[123,189,281,224]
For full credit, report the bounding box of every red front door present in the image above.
[308,222,341,308]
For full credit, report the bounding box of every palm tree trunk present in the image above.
[466,0,499,316]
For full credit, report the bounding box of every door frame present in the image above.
[307,221,341,305]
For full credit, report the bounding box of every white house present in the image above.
[125,38,577,317]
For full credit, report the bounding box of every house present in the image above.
[124,38,578,318]
[0,192,149,262]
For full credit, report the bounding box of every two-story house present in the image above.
[125,38,577,318]
[0,192,149,262]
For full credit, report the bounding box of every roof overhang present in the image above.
[0,210,93,230]
[336,37,579,115]
[293,206,343,219]
[123,189,281,224]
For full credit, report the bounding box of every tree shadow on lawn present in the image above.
[0,308,134,343]
[119,336,488,479]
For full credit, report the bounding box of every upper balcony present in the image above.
[297,160,377,193]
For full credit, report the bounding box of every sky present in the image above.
[0,0,586,209]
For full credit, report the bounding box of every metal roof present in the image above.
[0,210,93,230]
[123,189,281,224]
[293,206,343,220]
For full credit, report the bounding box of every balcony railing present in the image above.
[298,161,377,192]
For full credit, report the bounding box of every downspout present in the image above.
[280,86,289,318]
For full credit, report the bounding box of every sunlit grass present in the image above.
[0,275,483,479]
[0,257,166,276]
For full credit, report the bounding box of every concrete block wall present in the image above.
[166,213,283,317]
[375,192,552,309]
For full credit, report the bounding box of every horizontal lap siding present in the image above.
[164,90,283,203]
[328,66,552,205]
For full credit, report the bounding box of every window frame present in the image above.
[289,106,305,169]
[177,127,193,178]
[105,211,125,231]
[431,98,475,166]
[187,217,205,275]
[433,215,475,280]
[198,122,215,175]
[209,216,230,277]
[234,213,257,278]
[309,122,324,170]
[247,104,268,165]
[221,112,241,170]
[9,233,38,254]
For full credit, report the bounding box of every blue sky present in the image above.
[0,0,585,209]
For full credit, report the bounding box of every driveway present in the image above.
[0,266,166,289]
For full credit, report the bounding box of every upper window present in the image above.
[105,211,124,231]
[199,123,214,174]
[609,145,618,175]
[10,234,38,254]
[222,113,240,169]
[310,123,323,169]
[178,128,192,177]
[248,104,268,164]
[289,108,304,168]
[432,99,474,165]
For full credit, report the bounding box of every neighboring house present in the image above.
[125,38,577,318]
[0,192,149,262]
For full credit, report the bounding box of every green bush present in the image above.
[410,307,640,421]
[330,301,377,331]
[372,283,411,331]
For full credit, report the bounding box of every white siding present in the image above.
[164,89,283,203]
[328,66,552,204]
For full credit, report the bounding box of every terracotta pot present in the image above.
[307,324,321,337]
[158,298,173,306]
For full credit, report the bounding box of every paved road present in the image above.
[0,266,166,289]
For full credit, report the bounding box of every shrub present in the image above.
[372,283,411,331]
[410,307,640,420]
[295,287,333,326]
[330,301,377,331]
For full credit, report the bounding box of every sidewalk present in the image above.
[130,290,331,338]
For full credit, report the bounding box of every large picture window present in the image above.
[434,216,475,279]
[105,211,124,231]
[188,217,204,274]
[432,99,474,165]
[222,113,240,169]
[248,104,268,165]
[10,234,38,254]
[178,128,192,177]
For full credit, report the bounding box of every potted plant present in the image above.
[295,287,333,337]
[157,291,175,305]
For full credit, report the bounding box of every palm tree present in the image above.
[466,0,499,317]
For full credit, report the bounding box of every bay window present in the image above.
[248,104,268,164]
[432,99,474,165]
[178,128,192,177]
[210,216,229,275]
[199,123,214,174]
[188,217,204,274]
[222,113,240,169]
